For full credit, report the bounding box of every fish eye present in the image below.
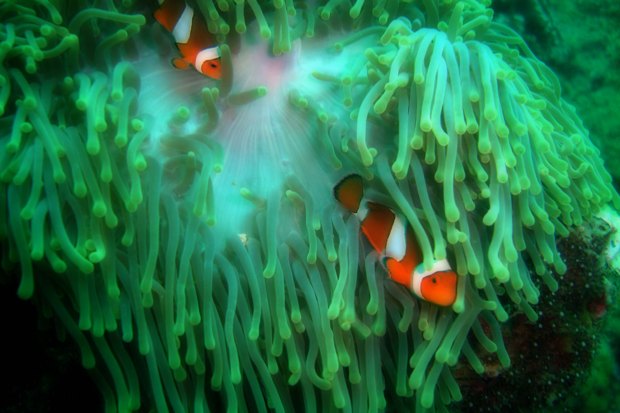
[210,62,218,68]
[432,277,437,283]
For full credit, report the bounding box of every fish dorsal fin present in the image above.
[334,174,363,213]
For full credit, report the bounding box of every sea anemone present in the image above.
[1,0,618,412]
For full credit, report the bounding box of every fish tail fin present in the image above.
[154,0,184,32]
[334,174,364,213]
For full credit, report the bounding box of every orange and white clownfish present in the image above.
[334,174,458,307]
[154,0,222,79]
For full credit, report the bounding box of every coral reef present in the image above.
[455,216,617,412]
[1,0,618,412]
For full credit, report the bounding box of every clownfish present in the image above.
[334,174,457,307]
[154,0,222,79]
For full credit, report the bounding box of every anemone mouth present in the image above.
[140,23,358,235]
[1,1,619,412]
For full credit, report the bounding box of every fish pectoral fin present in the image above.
[386,257,411,288]
[171,58,191,70]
